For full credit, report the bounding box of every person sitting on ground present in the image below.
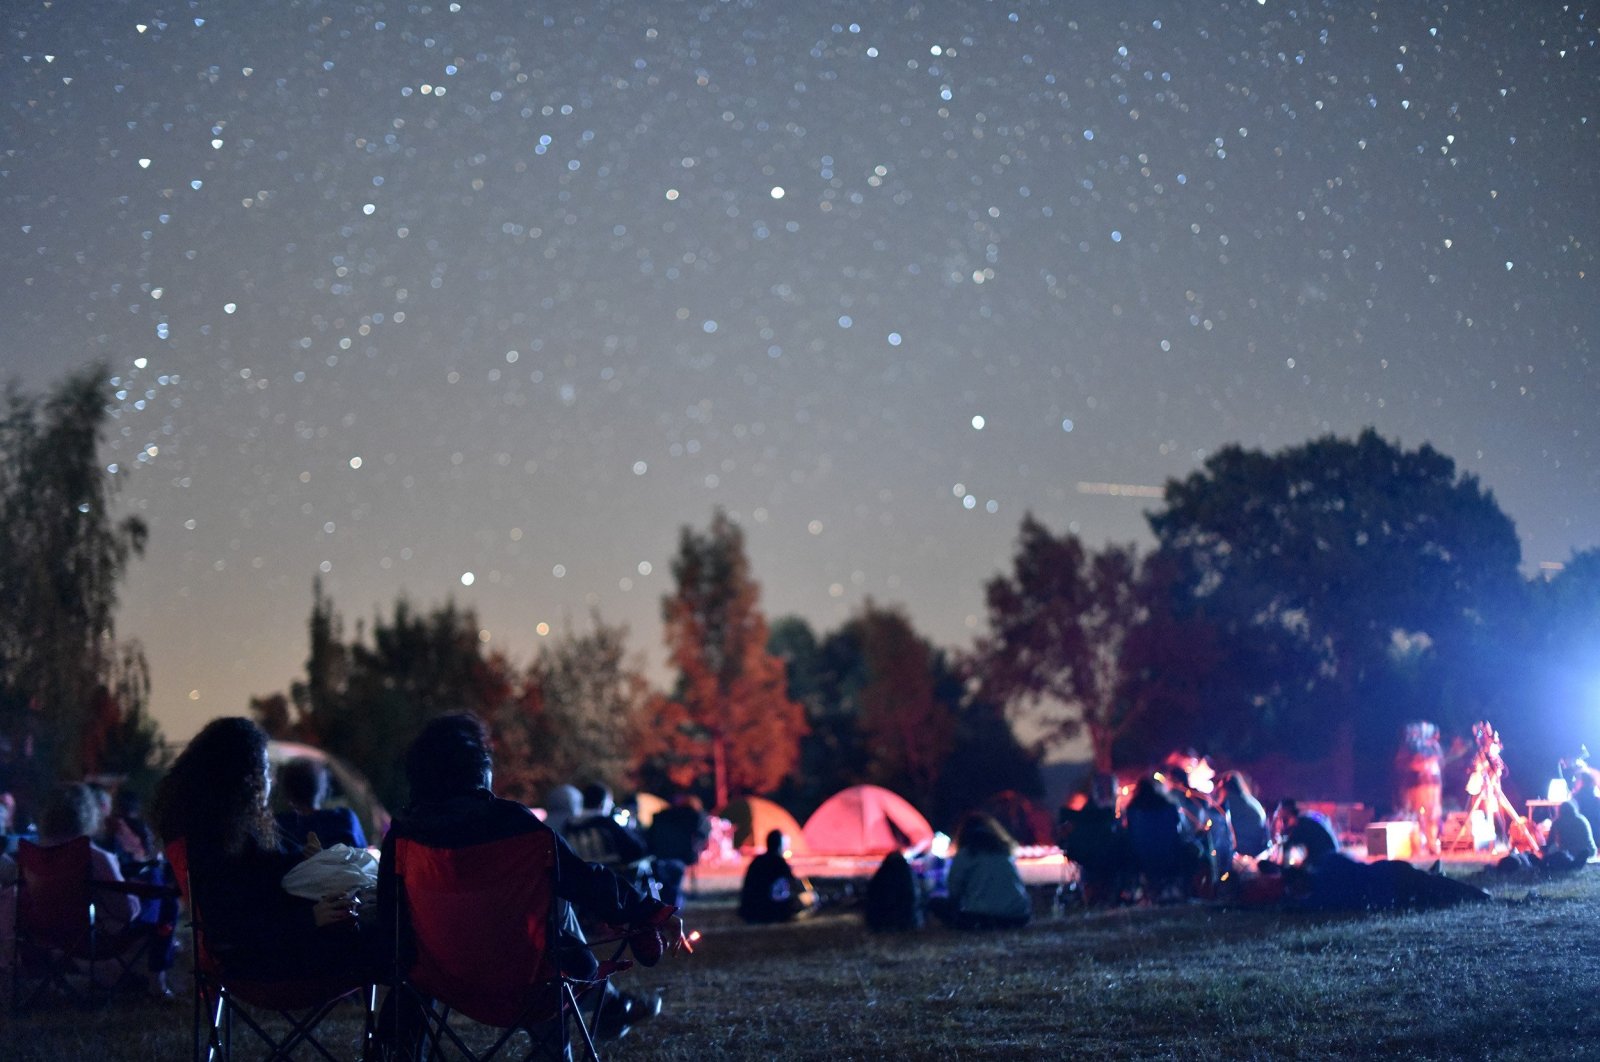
[1123,776,1201,899]
[1272,799,1340,867]
[864,849,923,931]
[738,830,817,924]
[1058,792,1134,907]
[274,756,368,850]
[378,714,682,1044]
[1217,771,1271,861]
[1542,799,1596,871]
[151,717,370,983]
[565,783,685,909]
[1567,761,1600,833]
[929,814,1031,930]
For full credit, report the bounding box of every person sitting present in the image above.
[1123,777,1200,900]
[1217,772,1271,861]
[646,794,711,869]
[33,782,174,994]
[564,784,685,908]
[1058,793,1134,907]
[541,784,583,834]
[928,814,1031,930]
[738,830,817,924]
[99,787,181,998]
[151,717,370,983]
[274,756,367,851]
[39,782,141,935]
[1272,799,1340,867]
[563,785,649,868]
[1542,799,1596,871]
[377,714,681,1045]
[863,849,923,932]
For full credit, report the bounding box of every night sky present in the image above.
[4,1,1595,745]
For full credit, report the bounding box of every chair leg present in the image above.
[564,982,601,1062]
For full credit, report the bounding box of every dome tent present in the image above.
[801,785,933,856]
[716,796,808,853]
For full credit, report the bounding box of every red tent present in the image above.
[801,785,933,856]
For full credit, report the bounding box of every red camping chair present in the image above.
[12,836,170,1010]
[388,830,631,1061]
[166,839,375,1062]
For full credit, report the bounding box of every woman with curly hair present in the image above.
[151,717,365,981]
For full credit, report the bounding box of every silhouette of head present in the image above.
[406,713,493,802]
[278,757,330,811]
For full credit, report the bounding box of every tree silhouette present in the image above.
[1149,428,1524,798]
[659,510,806,808]
[0,364,153,804]
[492,611,653,806]
[973,514,1147,773]
[856,601,956,812]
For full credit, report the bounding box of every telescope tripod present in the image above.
[1451,772,1540,854]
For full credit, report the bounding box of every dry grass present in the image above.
[5,869,1598,1060]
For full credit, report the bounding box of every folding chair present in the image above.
[388,830,630,1061]
[167,839,375,1062]
[12,836,163,1010]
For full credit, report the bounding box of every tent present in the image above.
[631,791,670,829]
[801,785,933,856]
[716,796,808,853]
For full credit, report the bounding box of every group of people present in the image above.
[541,781,710,913]
[0,714,688,1048]
[1056,769,1280,907]
[734,812,1034,934]
[0,779,180,996]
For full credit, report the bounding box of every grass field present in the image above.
[5,867,1597,1060]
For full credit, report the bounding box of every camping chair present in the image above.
[12,836,170,1010]
[387,830,632,1061]
[166,839,375,1062]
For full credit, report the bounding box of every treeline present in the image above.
[250,431,1600,818]
[3,365,1597,824]
[255,429,1600,816]
[250,515,1041,826]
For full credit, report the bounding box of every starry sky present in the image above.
[4,0,1595,745]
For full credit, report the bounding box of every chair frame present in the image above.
[11,836,173,1011]
[167,840,375,1062]
[387,831,630,1062]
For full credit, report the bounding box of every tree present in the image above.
[972,514,1148,773]
[929,652,1043,831]
[660,510,806,807]
[0,364,154,804]
[81,642,166,786]
[767,615,869,818]
[255,587,519,809]
[492,612,653,806]
[1148,428,1524,798]
[855,601,957,812]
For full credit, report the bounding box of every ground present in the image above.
[4,865,1597,1060]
